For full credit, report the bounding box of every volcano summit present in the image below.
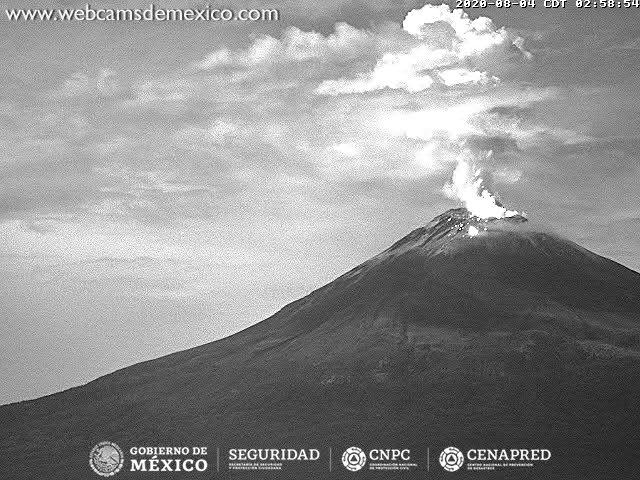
[1,208,639,479]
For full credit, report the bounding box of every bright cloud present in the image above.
[438,68,495,86]
[194,23,373,70]
[316,3,526,95]
[332,143,360,157]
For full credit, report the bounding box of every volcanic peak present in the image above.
[384,207,528,254]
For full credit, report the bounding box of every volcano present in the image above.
[2,208,640,479]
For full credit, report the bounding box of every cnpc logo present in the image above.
[341,447,411,472]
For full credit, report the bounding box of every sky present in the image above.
[1,1,639,404]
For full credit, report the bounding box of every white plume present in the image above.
[443,153,519,219]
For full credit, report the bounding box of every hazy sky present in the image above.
[1,1,639,404]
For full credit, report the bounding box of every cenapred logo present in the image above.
[342,446,367,472]
[439,446,464,472]
[89,441,124,477]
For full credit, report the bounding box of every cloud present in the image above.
[492,167,523,184]
[315,3,527,95]
[315,49,437,94]
[172,5,571,195]
[115,5,558,192]
[208,119,241,142]
[332,142,360,157]
[402,4,514,55]
[383,101,488,142]
[194,48,234,70]
[438,68,495,86]
[52,69,120,98]
[120,78,196,114]
[193,23,374,70]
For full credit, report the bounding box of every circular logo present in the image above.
[342,446,367,472]
[89,441,124,477]
[439,446,464,472]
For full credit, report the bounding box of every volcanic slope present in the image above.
[2,208,639,479]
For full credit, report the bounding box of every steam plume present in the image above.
[443,154,519,219]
